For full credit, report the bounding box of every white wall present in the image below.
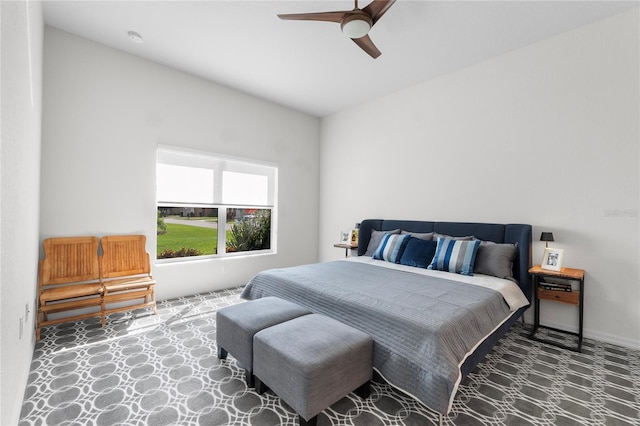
[320,10,639,349]
[41,27,320,301]
[0,1,43,424]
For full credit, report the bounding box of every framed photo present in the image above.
[339,230,350,244]
[349,229,359,246]
[541,248,564,271]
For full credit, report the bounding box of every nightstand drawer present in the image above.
[538,288,579,305]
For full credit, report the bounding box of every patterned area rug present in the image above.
[20,288,640,425]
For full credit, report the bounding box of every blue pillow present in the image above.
[372,234,410,263]
[427,238,481,276]
[400,237,438,268]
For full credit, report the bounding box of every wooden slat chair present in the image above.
[37,236,102,340]
[99,234,157,326]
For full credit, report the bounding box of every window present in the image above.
[156,146,277,260]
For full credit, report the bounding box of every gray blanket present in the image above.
[240,260,513,415]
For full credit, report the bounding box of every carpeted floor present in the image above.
[20,287,640,425]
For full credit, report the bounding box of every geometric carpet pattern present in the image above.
[20,287,640,426]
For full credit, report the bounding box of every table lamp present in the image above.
[540,232,554,248]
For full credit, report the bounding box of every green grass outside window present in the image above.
[157,223,218,257]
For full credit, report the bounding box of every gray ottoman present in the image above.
[216,297,311,387]
[253,314,373,426]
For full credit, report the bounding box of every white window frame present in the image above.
[156,145,278,262]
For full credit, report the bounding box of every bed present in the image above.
[241,219,532,417]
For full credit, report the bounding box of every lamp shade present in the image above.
[540,232,554,242]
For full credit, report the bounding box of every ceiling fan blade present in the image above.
[277,11,348,23]
[352,35,382,59]
[362,0,396,25]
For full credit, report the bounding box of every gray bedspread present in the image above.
[240,260,514,415]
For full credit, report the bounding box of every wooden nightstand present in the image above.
[333,243,357,258]
[529,264,585,352]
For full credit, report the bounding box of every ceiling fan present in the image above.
[277,0,396,59]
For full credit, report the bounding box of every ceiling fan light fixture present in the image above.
[341,14,372,39]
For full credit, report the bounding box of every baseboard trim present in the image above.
[536,318,640,350]
[584,328,640,351]
[6,329,36,425]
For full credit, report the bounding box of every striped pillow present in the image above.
[427,237,481,276]
[372,234,410,263]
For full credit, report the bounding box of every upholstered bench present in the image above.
[216,297,312,386]
[253,314,373,426]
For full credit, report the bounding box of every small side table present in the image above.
[529,265,585,352]
[333,243,357,258]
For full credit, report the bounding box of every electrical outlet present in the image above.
[19,317,24,339]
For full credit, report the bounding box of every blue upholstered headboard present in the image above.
[357,219,533,301]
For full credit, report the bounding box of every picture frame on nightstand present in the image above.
[541,247,564,271]
[349,229,359,246]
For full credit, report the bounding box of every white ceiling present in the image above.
[42,1,638,117]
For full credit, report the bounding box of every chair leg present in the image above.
[151,289,157,315]
[36,311,43,341]
[101,296,106,327]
